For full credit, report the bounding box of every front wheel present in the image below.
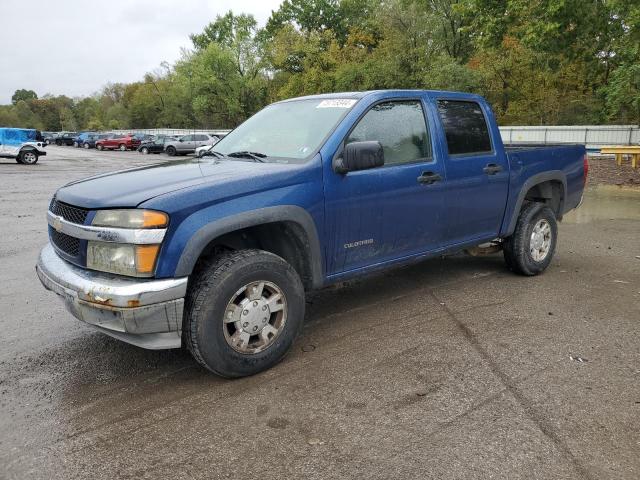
[19,150,38,165]
[503,203,557,276]
[184,250,305,378]
[119,144,126,151]
[166,146,176,156]
[83,142,90,149]
[96,144,103,151]
[140,147,149,154]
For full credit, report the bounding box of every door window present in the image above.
[436,100,492,155]
[346,100,431,166]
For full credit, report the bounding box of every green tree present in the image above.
[11,89,38,105]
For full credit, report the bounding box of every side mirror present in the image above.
[333,141,384,174]
[179,138,184,142]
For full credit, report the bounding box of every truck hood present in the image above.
[54,158,297,209]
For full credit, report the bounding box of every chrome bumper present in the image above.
[36,243,188,349]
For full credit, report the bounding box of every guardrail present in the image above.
[499,125,639,149]
[110,128,232,136]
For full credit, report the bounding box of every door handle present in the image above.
[483,163,503,175]
[417,171,442,185]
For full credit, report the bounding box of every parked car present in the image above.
[95,134,141,151]
[73,132,96,148]
[55,132,77,146]
[137,136,178,154]
[36,89,588,377]
[0,127,47,164]
[164,133,219,156]
[133,133,155,142]
[80,133,112,149]
[195,138,222,158]
[42,132,57,145]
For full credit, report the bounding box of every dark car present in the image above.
[42,132,57,145]
[55,132,78,146]
[73,132,97,148]
[80,133,112,149]
[137,136,178,154]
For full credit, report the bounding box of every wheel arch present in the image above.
[505,171,567,236]
[175,206,324,290]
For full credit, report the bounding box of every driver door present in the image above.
[323,98,447,276]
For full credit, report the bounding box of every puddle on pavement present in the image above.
[563,184,640,224]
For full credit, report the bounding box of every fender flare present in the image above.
[174,205,324,287]
[505,171,567,236]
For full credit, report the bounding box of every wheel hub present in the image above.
[223,281,287,354]
[237,297,271,335]
[530,219,552,262]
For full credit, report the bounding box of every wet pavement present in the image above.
[1,147,639,479]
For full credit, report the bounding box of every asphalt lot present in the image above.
[1,146,639,479]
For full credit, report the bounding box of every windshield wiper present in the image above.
[203,150,226,159]
[226,151,267,162]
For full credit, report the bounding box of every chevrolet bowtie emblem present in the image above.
[53,215,63,232]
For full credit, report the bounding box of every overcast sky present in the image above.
[0,0,283,104]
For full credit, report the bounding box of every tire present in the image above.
[184,249,305,378]
[119,144,126,151]
[55,140,62,146]
[140,147,149,154]
[83,142,90,149]
[503,202,557,276]
[73,141,78,148]
[44,139,50,145]
[166,146,176,156]
[96,144,103,151]
[19,150,38,165]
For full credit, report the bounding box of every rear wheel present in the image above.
[503,203,557,276]
[119,144,126,151]
[184,250,305,377]
[166,146,176,156]
[96,144,103,151]
[19,150,38,165]
[140,147,149,154]
[83,142,90,149]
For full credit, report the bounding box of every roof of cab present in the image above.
[279,89,483,103]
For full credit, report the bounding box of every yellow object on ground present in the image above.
[600,146,640,168]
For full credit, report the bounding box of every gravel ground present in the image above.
[587,154,640,187]
[0,146,639,480]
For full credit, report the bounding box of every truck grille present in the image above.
[50,229,80,256]
[49,198,89,225]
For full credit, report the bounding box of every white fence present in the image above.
[499,125,640,149]
[109,125,639,150]
[110,128,232,136]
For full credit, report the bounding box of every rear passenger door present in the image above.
[435,99,509,245]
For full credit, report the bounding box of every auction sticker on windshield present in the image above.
[316,99,357,108]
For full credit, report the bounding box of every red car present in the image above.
[95,134,141,151]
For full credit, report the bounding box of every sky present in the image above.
[0,0,283,104]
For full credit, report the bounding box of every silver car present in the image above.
[164,134,219,156]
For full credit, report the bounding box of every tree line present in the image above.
[2,0,639,131]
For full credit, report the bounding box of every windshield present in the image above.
[214,98,357,162]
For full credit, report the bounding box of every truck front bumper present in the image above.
[36,243,188,349]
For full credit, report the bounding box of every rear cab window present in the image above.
[436,100,492,156]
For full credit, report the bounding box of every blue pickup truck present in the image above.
[36,90,588,377]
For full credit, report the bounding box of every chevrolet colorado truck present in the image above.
[36,90,588,377]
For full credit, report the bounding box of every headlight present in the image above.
[92,209,168,229]
[87,209,167,277]
[87,242,160,277]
